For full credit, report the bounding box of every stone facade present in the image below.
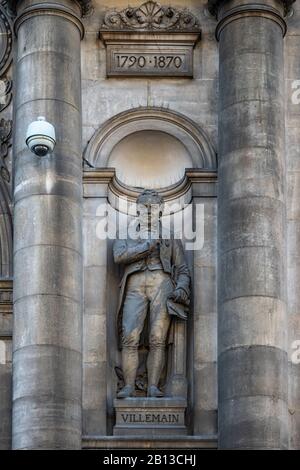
[0,0,299,450]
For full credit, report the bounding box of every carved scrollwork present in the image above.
[102,1,200,31]
[0,76,11,112]
[77,0,93,17]
[0,2,12,77]
[0,118,12,183]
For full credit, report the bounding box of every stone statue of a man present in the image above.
[113,189,191,398]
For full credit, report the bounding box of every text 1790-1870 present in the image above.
[107,48,192,77]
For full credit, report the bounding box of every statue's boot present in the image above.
[117,384,135,398]
[147,345,165,397]
[148,385,164,398]
[119,346,139,398]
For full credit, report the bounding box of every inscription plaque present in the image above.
[120,412,180,424]
[106,45,193,77]
[114,398,187,436]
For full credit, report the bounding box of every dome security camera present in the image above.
[26,116,56,157]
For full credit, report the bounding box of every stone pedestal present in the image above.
[113,398,187,436]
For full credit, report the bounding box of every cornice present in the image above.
[83,169,218,199]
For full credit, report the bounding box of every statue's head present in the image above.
[136,189,164,234]
[136,189,164,210]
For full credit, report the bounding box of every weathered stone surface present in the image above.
[2,0,299,451]
[286,0,300,450]
[219,396,288,449]
[219,297,287,353]
[217,0,288,450]
[218,148,285,202]
[219,246,284,301]
[82,197,108,436]
[13,398,81,450]
[13,245,82,303]
[193,362,217,410]
[13,295,81,352]
[12,0,83,450]
[192,196,217,435]
[193,314,217,362]
[0,358,12,450]
[219,197,284,252]
[193,409,217,436]
[219,347,288,402]
[13,346,82,401]
[193,267,216,315]
[14,195,82,253]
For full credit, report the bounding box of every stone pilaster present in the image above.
[285,0,300,450]
[209,0,294,449]
[12,0,84,449]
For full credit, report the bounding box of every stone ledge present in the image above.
[114,397,187,407]
[82,435,218,449]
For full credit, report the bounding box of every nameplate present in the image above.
[113,398,187,435]
[120,412,181,425]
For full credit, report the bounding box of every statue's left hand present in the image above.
[169,287,189,305]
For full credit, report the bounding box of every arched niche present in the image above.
[84,107,217,173]
[84,107,217,213]
[107,130,193,189]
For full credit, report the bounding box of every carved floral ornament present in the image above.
[102,1,200,32]
[0,117,12,183]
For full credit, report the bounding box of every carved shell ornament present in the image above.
[102,1,200,31]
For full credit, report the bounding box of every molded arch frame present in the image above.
[84,107,217,171]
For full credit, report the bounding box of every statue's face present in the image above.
[137,203,162,236]
[136,190,164,237]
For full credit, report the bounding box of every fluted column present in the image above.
[209,0,293,449]
[12,0,84,449]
